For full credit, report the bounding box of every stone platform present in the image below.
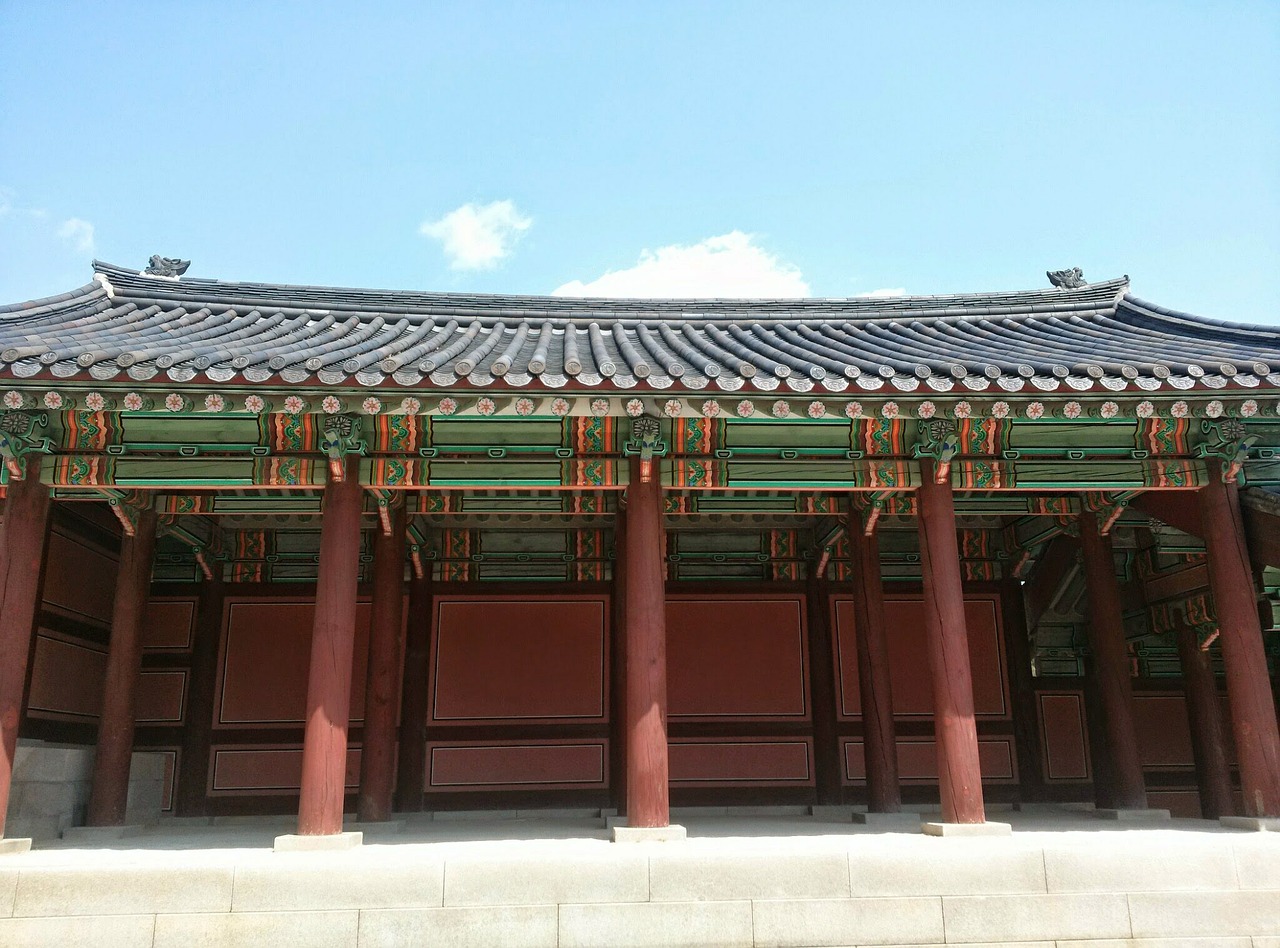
[1,808,1278,946]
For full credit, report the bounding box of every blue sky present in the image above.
[2,1,1278,323]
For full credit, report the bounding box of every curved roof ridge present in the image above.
[91,260,1129,317]
[1122,294,1280,341]
[0,280,104,317]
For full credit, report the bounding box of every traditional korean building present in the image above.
[0,258,1277,846]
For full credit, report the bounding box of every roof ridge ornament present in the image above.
[144,255,191,278]
[1046,267,1086,290]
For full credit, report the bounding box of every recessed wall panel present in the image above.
[669,739,813,786]
[431,598,607,723]
[42,530,117,625]
[834,594,1006,718]
[210,745,361,794]
[666,597,808,719]
[142,599,196,651]
[26,631,106,721]
[427,741,606,790]
[217,600,371,726]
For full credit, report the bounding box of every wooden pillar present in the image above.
[805,567,841,806]
[1199,476,1280,818]
[1077,510,1148,810]
[1175,623,1235,820]
[357,503,406,823]
[1001,579,1046,803]
[174,571,224,817]
[847,523,901,812]
[0,456,52,838]
[610,507,629,815]
[393,568,432,813]
[624,454,670,828]
[296,458,363,835]
[916,459,985,823]
[86,505,158,826]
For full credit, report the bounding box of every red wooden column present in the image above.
[805,566,841,807]
[1199,476,1280,819]
[0,456,52,840]
[610,506,629,815]
[87,505,158,826]
[1077,510,1148,811]
[847,522,901,813]
[393,567,433,813]
[296,457,364,835]
[357,502,406,823]
[916,459,986,824]
[174,571,225,817]
[1175,623,1235,820]
[623,453,671,829]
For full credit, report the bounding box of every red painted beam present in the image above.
[916,459,986,824]
[87,506,158,826]
[0,456,51,837]
[1199,478,1280,818]
[357,502,406,823]
[297,457,363,835]
[1132,492,1202,539]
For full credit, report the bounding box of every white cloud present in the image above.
[552,231,810,299]
[419,200,531,270]
[855,287,907,298]
[57,217,95,255]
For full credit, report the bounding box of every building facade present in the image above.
[0,260,1277,841]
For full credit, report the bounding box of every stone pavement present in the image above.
[0,808,1277,947]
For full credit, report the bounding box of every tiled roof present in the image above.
[0,261,1276,396]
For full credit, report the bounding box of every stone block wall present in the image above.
[4,740,166,840]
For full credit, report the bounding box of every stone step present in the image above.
[1,831,1277,946]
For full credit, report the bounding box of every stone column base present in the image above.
[611,824,687,843]
[922,821,1013,837]
[1220,815,1280,832]
[1094,808,1172,821]
[274,831,363,851]
[854,811,922,828]
[0,838,32,855]
[61,824,146,843]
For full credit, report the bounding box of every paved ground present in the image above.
[2,808,1278,946]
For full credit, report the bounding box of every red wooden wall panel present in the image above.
[210,745,362,794]
[668,739,813,785]
[843,738,1016,783]
[427,741,606,789]
[666,597,808,719]
[1037,691,1091,781]
[136,670,187,724]
[141,599,196,651]
[41,530,117,625]
[1132,694,1195,768]
[216,600,372,726]
[26,631,106,721]
[431,598,607,723]
[833,594,1007,718]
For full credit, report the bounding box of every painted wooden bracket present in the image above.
[0,410,53,482]
[1196,419,1257,484]
[912,419,960,484]
[1083,490,1141,535]
[320,414,367,482]
[98,489,154,537]
[623,416,666,483]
